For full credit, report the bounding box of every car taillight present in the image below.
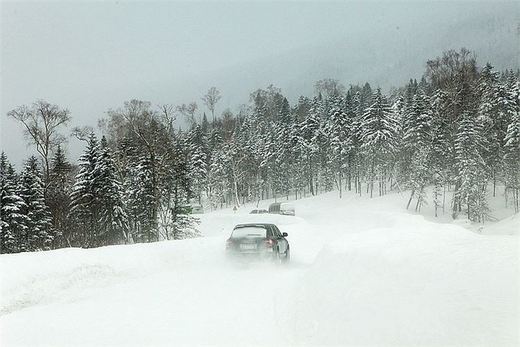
[265,239,276,247]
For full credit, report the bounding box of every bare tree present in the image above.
[314,79,345,98]
[202,87,221,122]
[175,102,198,126]
[159,104,176,135]
[104,99,171,242]
[71,126,94,143]
[8,100,71,190]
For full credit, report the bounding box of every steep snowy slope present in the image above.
[1,191,518,346]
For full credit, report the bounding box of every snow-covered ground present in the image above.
[1,190,518,346]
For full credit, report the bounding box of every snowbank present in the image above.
[481,213,520,235]
[287,214,519,346]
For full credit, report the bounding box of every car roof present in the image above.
[234,223,276,228]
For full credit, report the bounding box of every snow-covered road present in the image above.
[1,192,518,346]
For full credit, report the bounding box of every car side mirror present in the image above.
[282,232,288,237]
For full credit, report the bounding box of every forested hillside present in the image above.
[1,49,519,253]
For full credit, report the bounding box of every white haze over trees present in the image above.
[1,1,518,163]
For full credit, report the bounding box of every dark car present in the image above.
[250,209,268,214]
[268,202,295,216]
[226,223,290,263]
[190,204,204,214]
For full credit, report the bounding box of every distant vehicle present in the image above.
[226,223,290,263]
[250,209,268,214]
[268,202,295,216]
[190,204,204,214]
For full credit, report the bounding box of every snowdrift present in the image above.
[287,214,519,346]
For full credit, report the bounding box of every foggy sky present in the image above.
[1,1,518,166]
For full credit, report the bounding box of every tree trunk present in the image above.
[452,181,461,219]
[493,171,496,197]
[338,173,342,198]
[406,189,415,210]
[443,184,446,214]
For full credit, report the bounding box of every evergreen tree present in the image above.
[126,153,160,243]
[187,125,208,204]
[69,133,100,247]
[347,89,365,195]
[454,112,489,221]
[272,97,293,199]
[403,90,432,210]
[360,82,373,112]
[502,80,520,212]
[398,80,421,185]
[96,136,129,245]
[429,90,451,217]
[18,156,54,251]
[297,96,323,196]
[477,63,505,196]
[163,137,200,240]
[326,97,351,197]
[207,147,228,209]
[47,145,73,247]
[201,112,210,134]
[360,89,399,197]
[0,153,28,253]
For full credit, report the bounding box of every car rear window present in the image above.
[232,226,267,238]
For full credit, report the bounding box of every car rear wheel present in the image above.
[271,247,282,264]
[282,248,290,263]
